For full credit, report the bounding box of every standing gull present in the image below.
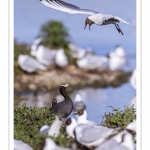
[74,123,115,148]
[73,109,98,126]
[30,45,56,66]
[40,0,129,35]
[65,118,78,138]
[18,54,47,73]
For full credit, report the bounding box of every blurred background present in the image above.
[14,0,136,123]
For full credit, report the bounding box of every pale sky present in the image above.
[14,0,136,54]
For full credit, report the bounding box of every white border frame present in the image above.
[5,0,143,149]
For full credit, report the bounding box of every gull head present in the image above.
[73,109,84,116]
[84,18,94,30]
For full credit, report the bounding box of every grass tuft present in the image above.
[101,105,136,128]
[14,104,136,150]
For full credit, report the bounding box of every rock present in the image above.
[14,65,132,92]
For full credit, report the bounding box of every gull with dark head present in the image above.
[40,0,129,35]
[73,109,98,126]
[65,118,78,138]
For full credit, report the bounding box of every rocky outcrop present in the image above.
[14,65,132,92]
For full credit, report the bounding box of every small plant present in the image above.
[101,105,136,128]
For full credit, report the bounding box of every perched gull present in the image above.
[40,0,129,35]
[69,43,86,59]
[14,139,33,150]
[55,48,68,67]
[31,45,56,66]
[40,115,62,137]
[43,138,71,150]
[18,54,47,73]
[108,46,127,70]
[74,124,115,148]
[77,53,108,69]
[73,93,86,113]
[115,45,126,58]
[65,118,78,138]
[73,109,98,126]
[31,37,43,52]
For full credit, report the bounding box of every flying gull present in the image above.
[40,0,129,35]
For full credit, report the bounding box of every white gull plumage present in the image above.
[14,139,33,150]
[74,123,115,147]
[69,43,86,59]
[55,48,68,67]
[126,120,136,132]
[40,0,129,35]
[74,109,98,126]
[43,138,71,150]
[108,46,127,70]
[40,115,62,137]
[130,69,136,90]
[95,130,135,150]
[77,51,108,69]
[73,93,86,115]
[31,44,56,66]
[18,54,47,73]
[65,118,78,138]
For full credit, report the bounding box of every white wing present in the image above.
[14,139,33,150]
[24,57,44,68]
[76,124,114,143]
[40,0,98,15]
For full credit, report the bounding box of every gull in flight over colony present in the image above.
[40,0,129,35]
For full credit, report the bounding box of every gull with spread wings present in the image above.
[40,0,129,35]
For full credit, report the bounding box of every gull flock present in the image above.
[14,1,136,150]
[14,84,136,150]
[17,0,131,73]
[18,37,129,73]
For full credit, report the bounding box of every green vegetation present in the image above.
[14,40,31,75]
[14,20,78,75]
[38,20,70,49]
[14,104,136,150]
[14,104,74,150]
[14,40,31,61]
[101,105,136,128]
